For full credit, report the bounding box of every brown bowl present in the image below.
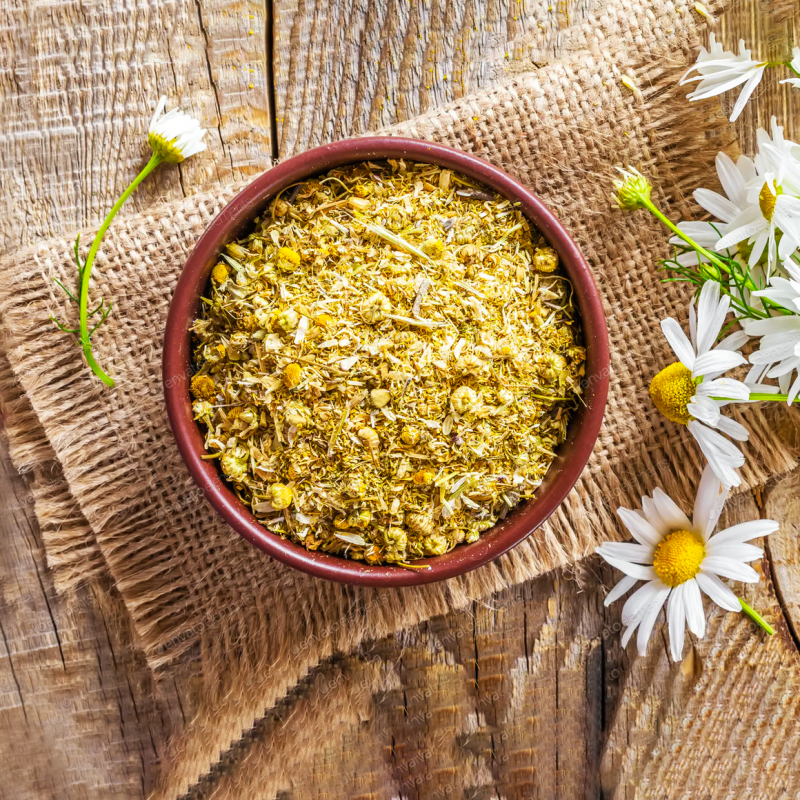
[163,137,609,586]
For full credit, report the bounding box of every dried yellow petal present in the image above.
[270,483,293,510]
[190,374,216,401]
[283,363,303,388]
[211,262,229,283]
[277,246,301,267]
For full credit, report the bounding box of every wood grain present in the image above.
[272,0,594,157]
[0,433,197,799]
[0,0,273,254]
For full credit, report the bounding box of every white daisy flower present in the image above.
[780,47,800,90]
[148,95,208,163]
[714,119,800,273]
[650,281,750,488]
[744,305,800,404]
[680,34,768,123]
[669,151,755,267]
[596,465,778,661]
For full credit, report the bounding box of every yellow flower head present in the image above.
[649,362,697,425]
[211,262,229,283]
[190,374,216,401]
[758,180,783,222]
[148,96,207,164]
[652,529,705,587]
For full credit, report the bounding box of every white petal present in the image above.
[701,556,760,583]
[149,95,167,129]
[595,542,654,564]
[712,415,750,441]
[617,507,663,547]
[692,349,746,378]
[715,151,747,207]
[716,330,749,351]
[604,574,639,607]
[687,395,721,425]
[688,421,743,489]
[730,66,766,123]
[676,250,712,267]
[716,219,766,252]
[695,571,742,612]
[705,542,763,561]
[621,579,668,627]
[597,552,657,581]
[692,463,727,540]
[637,585,671,656]
[641,496,667,532]
[694,188,738,223]
[661,318,696,369]
[683,578,707,637]
[621,623,637,648]
[695,377,751,401]
[709,519,779,547]
[651,488,692,532]
[767,356,800,378]
[749,231,769,268]
[667,583,686,662]
[744,316,800,337]
[696,281,726,355]
[789,374,800,404]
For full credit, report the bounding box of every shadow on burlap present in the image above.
[2,0,799,796]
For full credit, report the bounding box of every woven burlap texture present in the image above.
[3,0,798,796]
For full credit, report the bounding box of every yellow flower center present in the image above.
[148,131,186,163]
[649,362,696,425]
[652,529,705,587]
[758,181,783,222]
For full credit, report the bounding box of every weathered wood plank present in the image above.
[0,434,195,800]
[0,0,273,255]
[272,0,594,157]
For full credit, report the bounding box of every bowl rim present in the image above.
[163,136,609,587]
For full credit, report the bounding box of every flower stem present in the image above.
[711,393,797,403]
[739,597,775,635]
[641,197,757,290]
[786,61,800,78]
[78,152,163,387]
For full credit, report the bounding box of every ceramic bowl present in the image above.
[163,137,609,586]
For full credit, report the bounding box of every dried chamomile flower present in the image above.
[533,246,558,273]
[190,374,216,401]
[190,160,584,566]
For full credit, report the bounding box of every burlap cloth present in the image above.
[3,0,799,796]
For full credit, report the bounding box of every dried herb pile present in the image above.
[190,160,585,567]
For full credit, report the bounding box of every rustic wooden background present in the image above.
[2,1,800,798]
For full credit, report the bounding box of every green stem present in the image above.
[739,597,775,635]
[78,152,163,386]
[642,197,757,291]
[786,61,800,78]
[711,393,797,403]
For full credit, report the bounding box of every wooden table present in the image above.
[2,2,800,798]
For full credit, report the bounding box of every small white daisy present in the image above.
[148,95,208,163]
[669,151,755,267]
[596,465,778,661]
[680,34,768,123]
[650,281,751,488]
[714,119,800,273]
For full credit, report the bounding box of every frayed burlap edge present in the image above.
[0,346,106,590]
